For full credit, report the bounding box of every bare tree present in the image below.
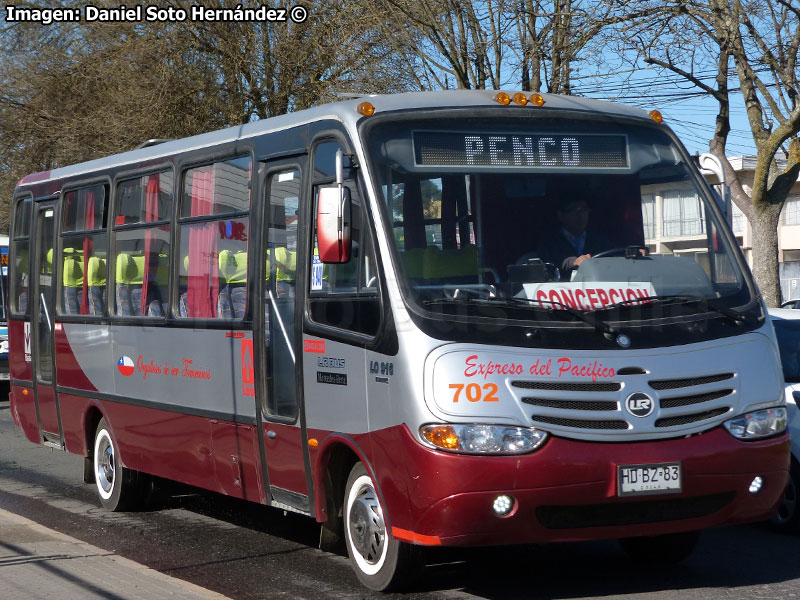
[514,0,631,94]
[621,0,800,306]
[0,11,223,229]
[362,0,513,90]
[177,0,413,121]
[0,0,413,231]
[364,0,648,95]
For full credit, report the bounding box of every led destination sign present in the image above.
[413,132,628,169]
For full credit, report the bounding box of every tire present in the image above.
[618,530,700,565]
[343,462,420,591]
[93,418,142,511]
[770,458,800,533]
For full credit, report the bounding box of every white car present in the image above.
[768,308,800,531]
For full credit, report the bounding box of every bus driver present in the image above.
[534,198,612,280]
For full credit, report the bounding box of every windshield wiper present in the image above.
[422,295,616,336]
[593,294,748,324]
[501,296,617,337]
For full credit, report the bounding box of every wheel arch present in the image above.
[314,435,370,526]
[83,403,107,459]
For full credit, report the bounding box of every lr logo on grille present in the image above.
[625,392,654,417]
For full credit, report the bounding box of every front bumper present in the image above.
[389,425,790,546]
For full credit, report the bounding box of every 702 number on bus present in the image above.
[449,383,500,403]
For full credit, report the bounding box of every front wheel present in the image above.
[343,462,420,591]
[93,418,142,511]
[618,530,700,565]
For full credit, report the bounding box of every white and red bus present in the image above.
[8,91,790,590]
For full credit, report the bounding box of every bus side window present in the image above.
[11,197,32,315]
[177,157,250,320]
[113,172,173,318]
[59,184,108,317]
[308,141,380,337]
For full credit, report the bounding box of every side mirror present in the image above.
[697,152,731,226]
[316,186,351,263]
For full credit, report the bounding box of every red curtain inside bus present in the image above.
[140,174,160,315]
[187,168,219,318]
[81,189,95,313]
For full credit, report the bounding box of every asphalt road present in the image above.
[0,397,799,599]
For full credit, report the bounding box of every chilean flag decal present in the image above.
[117,356,135,376]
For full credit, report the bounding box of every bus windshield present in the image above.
[365,115,753,324]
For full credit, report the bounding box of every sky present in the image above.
[570,64,759,158]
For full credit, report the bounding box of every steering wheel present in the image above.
[590,247,627,259]
[591,245,650,259]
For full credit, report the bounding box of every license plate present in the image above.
[617,462,681,497]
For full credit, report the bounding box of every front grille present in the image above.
[649,373,734,390]
[523,398,618,411]
[655,407,731,428]
[536,492,735,529]
[532,415,629,430]
[659,389,733,409]
[512,381,621,392]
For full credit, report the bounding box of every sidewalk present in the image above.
[0,508,229,600]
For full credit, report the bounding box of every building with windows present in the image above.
[642,155,800,303]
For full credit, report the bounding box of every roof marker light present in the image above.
[357,101,375,117]
[495,92,511,106]
[649,110,664,123]
[529,94,545,107]
[513,93,528,106]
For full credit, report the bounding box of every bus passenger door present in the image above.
[30,201,61,447]
[258,162,310,512]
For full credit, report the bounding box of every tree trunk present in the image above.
[750,205,782,307]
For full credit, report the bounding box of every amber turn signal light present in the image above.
[421,425,460,450]
[357,102,375,117]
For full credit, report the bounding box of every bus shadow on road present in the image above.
[409,525,800,599]
[147,479,322,546]
[133,479,800,598]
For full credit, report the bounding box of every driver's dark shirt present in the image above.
[536,229,612,280]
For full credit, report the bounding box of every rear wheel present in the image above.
[343,462,420,591]
[619,530,700,565]
[770,458,800,532]
[93,418,142,511]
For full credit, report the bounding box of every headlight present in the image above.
[724,407,787,440]
[420,424,547,455]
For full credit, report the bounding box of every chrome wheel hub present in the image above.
[348,484,386,565]
[96,437,115,494]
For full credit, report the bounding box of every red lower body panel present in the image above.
[55,394,265,504]
[371,425,790,546]
[10,385,39,444]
